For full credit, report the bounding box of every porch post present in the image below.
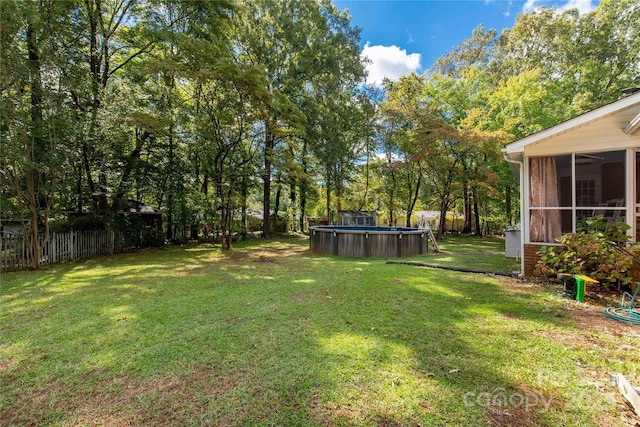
[627,149,635,241]
[520,156,528,275]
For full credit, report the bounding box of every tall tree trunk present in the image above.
[437,197,450,241]
[326,180,332,225]
[299,184,306,231]
[82,143,98,210]
[473,186,481,236]
[433,158,458,240]
[388,188,394,226]
[97,156,109,212]
[220,198,232,250]
[26,23,45,269]
[240,176,248,239]
[405,166,422,228]
[358,142,370,211]
[217,174,233,250]
[289,176,297,232]
[166,191,173,241]
[388,167,396,226]
[262,127,274,238]
[76,163,83,213]
[274,179,281,231]
[299,144,308,232]
[112,129,149,212]
[166,131,174,241]
[462,180,472,233]
[86,0,108,212]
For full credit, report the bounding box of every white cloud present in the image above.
[361,43,421,86]
[523,0,597,14]
[486,0,513,15]
[406,32,414,44]
[503,0,513,16]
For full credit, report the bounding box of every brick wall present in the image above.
[523,243,565,276]
[524,244,543,276]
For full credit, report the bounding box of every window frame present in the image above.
[525,150,629,245]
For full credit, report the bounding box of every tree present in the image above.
[571,0,640,107]
[309,89,368,223]
[233,0,364,235]
[433,25,497,78]
[379,74,427,226]
[0,0,73,268]
[490,1,640,111]
[141,0,234,241]
[378,74,459,230]
[424,68,514,235]
[190,69,265,249]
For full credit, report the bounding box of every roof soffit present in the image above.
[504,92,640,154]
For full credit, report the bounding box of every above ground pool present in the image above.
[309,225,430,257]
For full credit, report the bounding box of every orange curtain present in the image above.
[530,157,562,243]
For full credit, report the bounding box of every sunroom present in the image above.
[503,90,640,276]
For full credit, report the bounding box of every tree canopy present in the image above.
[2,0,638,264]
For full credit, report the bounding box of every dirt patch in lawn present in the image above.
[487,406,538,427]
[506,278,640,339]
[3,364,245,427]
[487,404,540,427]
[561,299,640,339]
[290,291,311,302]
[525,283,640,426]
[228,244,308,262]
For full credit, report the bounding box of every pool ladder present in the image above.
[418,216,440,253]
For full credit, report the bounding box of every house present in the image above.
[503,89,640,276]
[411,210,463,232]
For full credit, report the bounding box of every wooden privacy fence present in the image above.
[0,230,130,271]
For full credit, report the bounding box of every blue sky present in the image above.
[333,0,600,85]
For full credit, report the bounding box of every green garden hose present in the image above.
[604,307,640,325]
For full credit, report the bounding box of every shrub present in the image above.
[535,216,638,287]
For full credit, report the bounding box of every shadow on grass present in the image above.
[0,237,602,426]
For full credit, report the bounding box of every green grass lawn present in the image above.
[413,234,522,273]
[1,236,638,426]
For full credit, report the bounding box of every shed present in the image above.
[117,200,163,246]
[0,217,26,236]
[503,89,640,276]
[66,200,163,247]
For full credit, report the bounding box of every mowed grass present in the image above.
[1,237,639,426]
[414,234,522,273]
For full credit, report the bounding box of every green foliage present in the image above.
[535,216,637,287]
[52,214,111,232]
